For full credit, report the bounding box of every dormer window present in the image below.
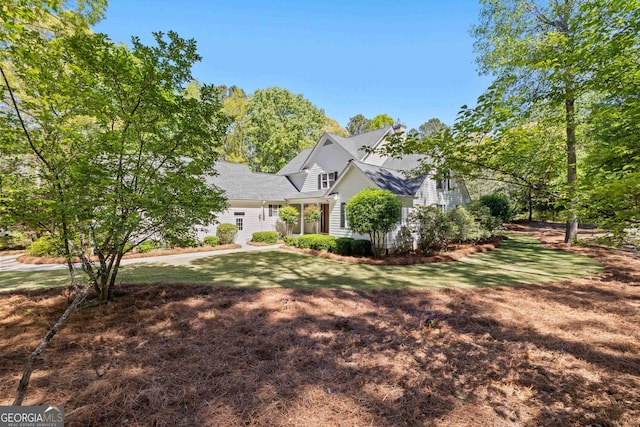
[318,171,338,189]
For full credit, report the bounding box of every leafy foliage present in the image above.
[346,188,402,257]
[346,114,371,136]
[203,236,220,246]
[335,237,354,256]
[252,231,279,244]
[282,235,298,247]
[278,206,299,236]
[303,205,321,233]
[370,114,394,129]
[350,239,373,257]
[296,234,337,252]
[26,235,66,257]
[216,224,238,245]
[243,87,325,172]
[478,194,513,223]
[1,4,229,302]
[136,240,162,254]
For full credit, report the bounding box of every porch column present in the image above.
[299,203,305,235]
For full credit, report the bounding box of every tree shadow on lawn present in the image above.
[1,278,638,426]
[113,235,601,291]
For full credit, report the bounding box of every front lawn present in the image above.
[0,235,601,293]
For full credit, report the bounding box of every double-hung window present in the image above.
[268,204,282,217]
[318,171,338,189]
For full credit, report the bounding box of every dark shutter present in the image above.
[269,205,273,217]
[340,203,346,228]
[318,174,321,189]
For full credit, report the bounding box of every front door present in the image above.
[320,204,330,234]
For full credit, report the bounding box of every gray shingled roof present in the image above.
[351,161,425,196]
[208,162,299,200]
[381,153,430,173]
[276,147,313,176]
[329,127,391,160]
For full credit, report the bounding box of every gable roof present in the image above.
[208,161,298,200]
[276,147,313,176]
[329,126,391,160]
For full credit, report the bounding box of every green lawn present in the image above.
[0,235,602,293]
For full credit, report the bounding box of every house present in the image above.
[200,120,471,247]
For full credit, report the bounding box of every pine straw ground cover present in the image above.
[1,227,639,426]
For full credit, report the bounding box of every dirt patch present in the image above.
[1,225,638,426]
[282,236,506,265]
[16,244,242,265]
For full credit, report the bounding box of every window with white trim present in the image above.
[268,204,282,217]
[318,171,338,189]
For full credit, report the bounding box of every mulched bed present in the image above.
[0,225,638,426]
[15,244,242,265]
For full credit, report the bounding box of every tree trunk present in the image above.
[564,91,579,243]
[528,188,533,222]
[14,286,90,405]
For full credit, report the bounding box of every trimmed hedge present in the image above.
[282,235,298,246]
[350,239,372,257]
[297,234,336,252]
[335,237,354,256]
[203,235,219,246]
[252,231,279,244]
[216,223,238,245]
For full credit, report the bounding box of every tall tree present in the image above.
[243,87,325,173]
[323,116,349,137]
[370,113,394,129]
[346,113,371,136]
[221,86,248,163]
[418,118,449,138]
[2,29,229,302]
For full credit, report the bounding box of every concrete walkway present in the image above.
[0,244,282,272]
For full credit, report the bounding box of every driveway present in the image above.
[0,244,282,272]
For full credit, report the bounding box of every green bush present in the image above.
[26,235,65,257]
[282,235,298,246]
[278,206,299,236]
[350,239,372,257]
[216,223,238,245]
[136,239,162,253]
[335,237,354,256]
[448,206,489,242]
[252,231,279,244]
[479,193,513,223]
[468,202,502,233]
[409,206,455,252]
[297,234,336,252]
[393,225,413,254]
[164,235,201,248]
[203,235,219,246]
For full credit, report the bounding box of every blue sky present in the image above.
[93,0,492,130]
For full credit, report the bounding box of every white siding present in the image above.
[329,167,374,240]
[412,176,470,211]
[197,200,285,244]
[300,141,353,192]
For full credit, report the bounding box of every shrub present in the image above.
[393,225,414,254]
[350,239,372,257]
[409,206,455,252]
[346,188,402,257]
[278,206,299,236]
[468,202,501,233]
[216,223,238,244]
[252,231,278,244]
[136,239,162,253]
[335,237,354,256]
[164,234,201,248]
[296,234,336,251]
[282,235,298,246]
[479,193,513,223]
[203,235,219,246]
[303,205,321,233]
[448,206,488,242]
[26,235,65,257]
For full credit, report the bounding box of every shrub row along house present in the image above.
[202,121,470,248]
